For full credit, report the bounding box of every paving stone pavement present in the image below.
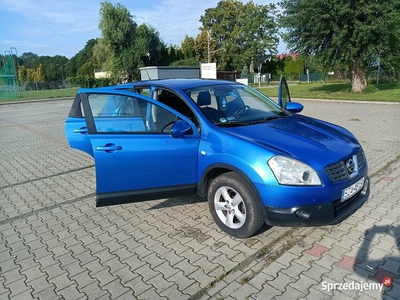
[0,98,399,300]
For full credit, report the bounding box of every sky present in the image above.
[0,0,286,59]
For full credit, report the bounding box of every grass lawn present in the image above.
[256,82,400,102]
[0,88,77,102]
[1,82,400,103]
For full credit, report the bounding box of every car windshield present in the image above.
[185,84,287,126]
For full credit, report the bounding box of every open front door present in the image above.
[277,77,291,109]
[76,90,200,207]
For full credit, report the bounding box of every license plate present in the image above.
[341,177,365,202]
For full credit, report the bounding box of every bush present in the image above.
[67,76,113,88]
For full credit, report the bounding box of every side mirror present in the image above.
[286,102,303,113]
[278,77,291,108]
[171,120,192,138]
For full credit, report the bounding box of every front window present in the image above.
[186,84,287,125]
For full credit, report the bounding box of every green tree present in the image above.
[77,62,95,77]
[67,39,97,77]
[32,64,45,82]
[135,24,165,66]
[167,45,184,64]
[18,65,28,85]
[99,2,136,55]
[181,35,195,60]
[19,52,40,69]
[279,0,400,92]
[169,58,198,67]
[194,31,214,63]
[200,0,279,71]
[93,38,113,72]
[240,65,249,79]
[98,1,166,81]
[283,56,304,76]
[18,53,68,81]
[18,64,45,83]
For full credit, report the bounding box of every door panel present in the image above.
[65,117,93,156]
[65,95,93,156]
[80,91,199,206]
[91,133,198,194]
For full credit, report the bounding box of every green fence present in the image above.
[0,49,19,100]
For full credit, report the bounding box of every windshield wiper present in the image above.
[250,114,287,125]
[213,121,251,127]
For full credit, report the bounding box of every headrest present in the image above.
[197,91,211,106]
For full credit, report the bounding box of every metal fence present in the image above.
[0,80,78,101]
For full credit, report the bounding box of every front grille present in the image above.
[357,150,366,171]
[325,149,366,182]
[325,162,347,182]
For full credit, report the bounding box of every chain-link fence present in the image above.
[272,68,398,84]
[0,80,78,101]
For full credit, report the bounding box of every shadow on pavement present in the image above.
[148,194,206,210]
[354,225,400,297]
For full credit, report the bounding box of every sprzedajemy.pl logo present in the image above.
[321,278,392,293]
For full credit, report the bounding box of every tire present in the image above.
[207,172,264,238]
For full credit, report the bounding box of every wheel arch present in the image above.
[198,163,267,220]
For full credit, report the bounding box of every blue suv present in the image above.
[65,78,369,238]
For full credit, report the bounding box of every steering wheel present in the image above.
[233,105,250,118]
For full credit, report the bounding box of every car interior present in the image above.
[196,90,224,122]
[152,89,197,131]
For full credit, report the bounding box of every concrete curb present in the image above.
[0,97,74,106]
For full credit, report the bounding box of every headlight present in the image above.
[268,156,322,185]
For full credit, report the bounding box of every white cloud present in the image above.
[1,0,99,37]
[132,0,216,45]
[131,0,282,48]
[0,0,284,57]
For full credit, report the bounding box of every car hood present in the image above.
[219,114,360,169]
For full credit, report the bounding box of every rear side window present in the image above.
[89,94,144,118]
[87,94,147,133]
[89,94,109,116]
[86,93,177,134]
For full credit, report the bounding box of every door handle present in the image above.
[73,128,88,134]
[96,144,122,152]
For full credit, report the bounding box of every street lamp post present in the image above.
[206,31,225,64]
[206,31,212,63]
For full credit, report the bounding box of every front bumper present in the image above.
[263,177,370,226]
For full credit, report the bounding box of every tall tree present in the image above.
[19,52,40,69]
[135,24,165,66]
[99,2,136,55]
[194,31,216,63]
[93,38,113,72]
[17,64,45,83]
[200,0,279,71]
[181,35,196,60]
[18,54,68,81]
[98,1,166,81]
[279,0,400,92]
[77,62,95,77]
[167,45,184,64]
[67,39,97,77]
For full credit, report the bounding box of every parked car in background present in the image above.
[65,78,369,238]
